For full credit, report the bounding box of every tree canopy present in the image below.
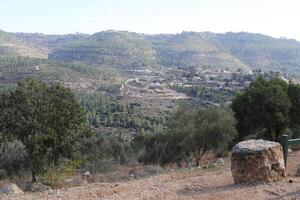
[231,77,300,141]
[136,105,237,166]
[0,78,88,181]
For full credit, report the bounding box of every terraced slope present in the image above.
[215,32,300,74]
[148,32,250,70]
[8,30,300,76]
[0,56,121,91]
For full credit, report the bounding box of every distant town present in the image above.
[122,66,298,106]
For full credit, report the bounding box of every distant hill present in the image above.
[215,32,300,75]
[147,32,250,70]
[0,30,47,58]
[5,30,300,76]
[14,32,88,52]
[0,56,121,92]
[49,31,158,69]
[48,31,249,71]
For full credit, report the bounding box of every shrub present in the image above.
[137,105,237,167]
[83,158,118,174]
[0,140,28,176]
[39,160,82,188]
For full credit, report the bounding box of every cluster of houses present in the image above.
[124,67,296,106]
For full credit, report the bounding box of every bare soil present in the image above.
[3,151,300,200]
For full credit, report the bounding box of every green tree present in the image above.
[192,107,237,165]
[288,83,300,126]
[232,77,291,141]
[137,105,237,167]
[0,78,87,182]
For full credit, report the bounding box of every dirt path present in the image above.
[3,151,300,200]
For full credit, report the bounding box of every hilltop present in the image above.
[10,30,300,76]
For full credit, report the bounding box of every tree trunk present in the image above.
[195,148,207,167]
[31,169,37,182]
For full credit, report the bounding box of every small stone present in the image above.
[289,179,293,183]
[215,158,224,166]
[83,171,91,180]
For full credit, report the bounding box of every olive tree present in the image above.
[0,78,88,182]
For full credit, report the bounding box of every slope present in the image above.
[215,32,300,75]
[10,30,300,76]
[147,32,250,70]
[0,56,121,91]
[49,31,158,69]
[0,30,47,59]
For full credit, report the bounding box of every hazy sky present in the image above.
[1,0,300,39]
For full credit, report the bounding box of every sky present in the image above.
[1,0,300,40]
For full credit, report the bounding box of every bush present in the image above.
[0,140,28,176]
[39,160,82,189]
[83,158,118,174]
[0,169,7,179]
[137,105,237,167]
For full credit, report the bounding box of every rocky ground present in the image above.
[2,151,300,200]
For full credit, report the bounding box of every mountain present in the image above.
[0,30,47,58]
[0,31,121,91]
[4,30,300,76]
[215,32,300,75]
[49,31,158,69]
[48,31,249,71]
[45,31,300,76]
[14,32,88,52]
[147,32,250,70]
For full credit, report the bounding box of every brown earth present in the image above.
[2,151,300,200]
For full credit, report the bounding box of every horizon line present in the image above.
[2,29,299,41]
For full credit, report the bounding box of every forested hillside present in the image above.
[0,31,47,58]
[3,30,300,76]
[215,32,300,74]
[14,32,88,52]
[147,32,249,70]
[17,30,298,76]
[49,31,159,69]
[0,56,122,91]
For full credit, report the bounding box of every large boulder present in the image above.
[231,139,286,183]
[0,182,23,194]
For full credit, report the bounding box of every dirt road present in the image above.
[3,151,300,200]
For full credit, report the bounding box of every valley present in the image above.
[1,29,300,199]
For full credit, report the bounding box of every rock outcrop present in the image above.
[231,139,286,183]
